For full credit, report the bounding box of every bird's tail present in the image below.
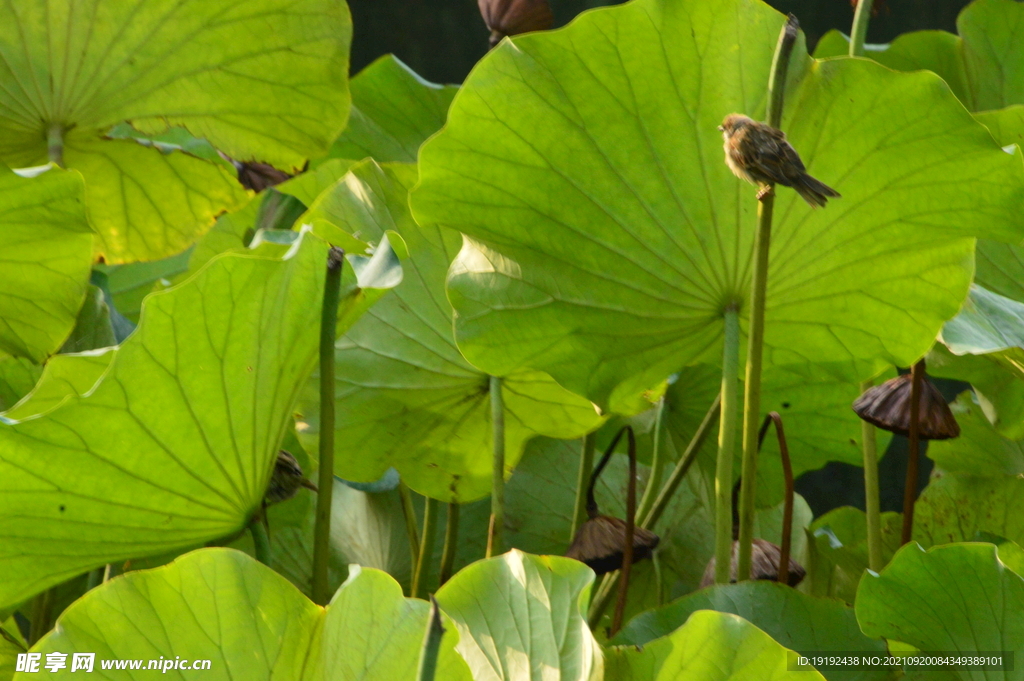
[795,173,841,208]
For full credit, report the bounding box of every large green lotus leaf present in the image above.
[413,0,1024,412]
[959,0,1024,111]
[605,609,824,681]
[0,0,350,167]
[0,166,91,362]
[613,581,890,681]
[2,349,113,421]
[57,285,117,354]
[30,548,322,679]
[294,159,601,501]
[812,30,971,108]
[64,134,248,262]
[29,549,469,680]
[975,106,1024,147]
[95,249,193,324]
[0,357,40,411]
[324,565,472,681]
[0,617,24,681]
[924,391,1024,475]
[0,232,400,610]
[0,0,351,262]
[435,550,602,681]
[913,473,1024,548]
[326,55,458,164]
[856,542,1024,679]
[802,506,903,604]
[931,286,1024,438]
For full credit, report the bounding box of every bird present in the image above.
[263,450,319,506]
[719,113,840,208]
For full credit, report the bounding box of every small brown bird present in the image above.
[719,113,840,208]
[263,450,318,506]
[478,0,553,48]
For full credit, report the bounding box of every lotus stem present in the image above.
[849,0,875,57]
[901,360,926,545]
[715,306,741,585]
[47,123,65,168]
[249,517,272,566]
[312,246,344,605]
[640,392,721,529]
[438,502,460,586]
[635,396,667,524]
[737,14,799,583]
[758,413,793,585]
[416,597,445,681]
[412,498,438,599]
[610,426,637,636]
[399,482,421,588]
[570,433,597,541]
[487,375,505,558]
[860,379,883,571]
[28,589,54,646]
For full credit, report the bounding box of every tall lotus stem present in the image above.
[860,379,883,571]
[635,396,667,524]
[399,482,421,587]
[312,246,344,605]
[757,413,793,585]
[570,433,597,541]
[737,14,800,582]
[487,375,505,557]
[249,518,272,565]
[47,123,65,168]
[714,306,741,584]
[438,502,460,586]
[610,427,638,636]
[901,360,925,545]
[849,0,876,57]
[412,498,438,598]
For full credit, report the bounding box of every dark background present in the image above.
[349,0,973,84]
[346,0,975,517]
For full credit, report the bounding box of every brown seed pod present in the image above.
[478,0,554,48]
[264,450,319,506]
[565,426,661,576]
[236,161,293,193]
[566,515,660,576]
[700,538,806,588]
[852,373,960,440]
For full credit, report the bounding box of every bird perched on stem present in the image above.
[264,450,318,506]
[719,113,840,208]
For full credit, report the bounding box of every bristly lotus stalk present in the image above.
[570,433,597,541]
[312,246,344,605]
[849,0,876,57]
[736,14,800,583]
[715,306,741,585]
[901,360,926,545]
[399,482,422,590]
[641,393,720,529]
[610,427,638,636]
[487,375,505,558]
[758,413,794,585]
[249,517,272,566]
[47,123,64,168]
[860,379,884,571]
[635,396,667,524]
[438,502,460,586]
[412,498,438,599]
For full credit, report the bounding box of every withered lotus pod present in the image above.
[852,373,960,440]
[566,426,660,575]
[478,0,554,48]
[700,538,805,588]
[237,161,293,193]
[566,515,660,576]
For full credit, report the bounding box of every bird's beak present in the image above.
[717,125,724,131]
